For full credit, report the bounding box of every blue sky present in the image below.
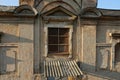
[97,0,120,9]
[0,0,120,10]
[0,0,19,6]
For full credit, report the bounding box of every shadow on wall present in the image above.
[0,47,22,74]
[80,62,120,80]
[1,33,33,43]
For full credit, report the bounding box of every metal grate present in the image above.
[44,59,83,77]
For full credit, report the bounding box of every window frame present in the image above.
[48,28,69,54]
[115,42,120,64]
[110,32,120,70]
[44,22,73,57]
[112,40,120,70]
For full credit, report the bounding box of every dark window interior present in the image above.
[48,28,69,54]
[115,43,120,63]
[0,32,4,43]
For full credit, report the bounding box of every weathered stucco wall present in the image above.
[0,20,34,80]
[1,0,120,80]
[18,23,34,80]
[36,0,81,14]
[0,23,19,43]
[81,24,96,72]
[97,20,120,43]
[0,23,19,80]
[94,20,120,80]
[20,0,34,6]
[82,0,97,8]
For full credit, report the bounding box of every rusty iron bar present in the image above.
[65,60,72,76]
[58,61,64,77]
[55,60,61,77]
[66,60,74,76]
[46,61,49,77]
[53,60,58,77]
[68,60,76,76]
[48,61,52,77]
[44,59,83,77]
[67,60,74,76]
[63,60,69,76]
[71,61,79,75]
[51,61,55,77]
[60,59,67,77]
[73,61,83,75]
[44,61,46,77]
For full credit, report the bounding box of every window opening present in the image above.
[48,28,69,54]
[115,42,120,64]
[0,32,4,43]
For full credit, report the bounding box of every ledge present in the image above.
[96,43,112,47]
[43,16,76,21]
[0,43,18,47]
[0,5,37,17]
[99,8,120,17]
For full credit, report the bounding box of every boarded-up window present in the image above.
[48,28,69,54]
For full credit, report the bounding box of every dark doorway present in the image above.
[115,42,120,63]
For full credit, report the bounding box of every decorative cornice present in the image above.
[96,43,112,47]
[14,5,38,16]
[0,18,34,23]
[81,7,102,18]
[43,16,76,21]
[40,1,77,15]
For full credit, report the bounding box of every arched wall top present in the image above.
[40,1,77,15]
[81,7,102,17]
[14,5,38,16]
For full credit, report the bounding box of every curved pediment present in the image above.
[42,6,76,21]
[40,1,77,15]
[42,6,76,16]
[14,5,37,16]
[47,10,71,16]
[81,7,102,18]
